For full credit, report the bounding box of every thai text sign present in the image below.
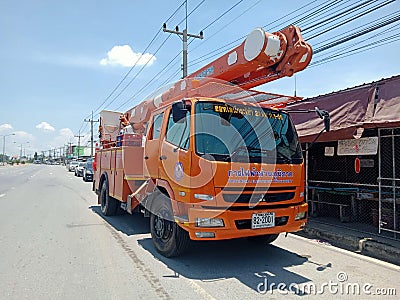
[337,137,378,156]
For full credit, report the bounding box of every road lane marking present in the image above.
[0,194,5,198]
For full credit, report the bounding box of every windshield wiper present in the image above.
[225,146,269,161]
[276,151,292,163]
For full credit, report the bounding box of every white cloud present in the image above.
[52,128,75,146]
[13,131,35,141]
[0,123,13,131]
[100,45,156,67]
[36,121,55,132]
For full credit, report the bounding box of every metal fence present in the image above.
[304,128,400,239]
[378,128,400,237]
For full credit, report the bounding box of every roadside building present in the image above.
[289,75,400,239]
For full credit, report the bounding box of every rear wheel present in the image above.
[100,180,117,216]
[247,233,279,244]
[150,195,190,257]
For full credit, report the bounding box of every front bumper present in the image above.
[179,202,308,240]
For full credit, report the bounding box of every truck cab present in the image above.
[143,97,307,250]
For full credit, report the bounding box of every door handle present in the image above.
[159,155,167,160]
[144,156,149,160]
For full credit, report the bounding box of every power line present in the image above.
[311,33,400,67]
[188,0,338,68]
[313,12,400,53]
[103,34,173,111]
[114,51,183,111]
[305,0,395,40]
[302,0,376,33]
[109,1,207,112]
[78,1,187,130]
[188,0,263,53]
[201,0,244,32]
[316,21,400,58]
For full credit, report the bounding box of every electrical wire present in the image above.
[187,0,263,53]
[104,33,173,111]
[305,0,395,40]
[188,0,342,68]
[201,0,244,32]
[114,51,183,111]
[78,0,187,131]
[302,0,378,32]
[313,12,400,53]
[311,33,400,67]
[111,1,206,111]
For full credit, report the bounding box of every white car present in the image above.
[68,161,79,172]
[74,162,86,177]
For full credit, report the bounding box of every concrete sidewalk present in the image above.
[297,219,400,266]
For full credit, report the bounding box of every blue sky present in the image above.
[1,0,399,158]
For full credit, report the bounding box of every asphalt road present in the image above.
[0,164,399,299]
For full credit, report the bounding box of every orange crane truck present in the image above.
[93,25,325,257]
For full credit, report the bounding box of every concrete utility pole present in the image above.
[163,0,203,78]
[1,133,15,165]
[67,142,72,159]
[84,111,99,157]
[75,131,84,160]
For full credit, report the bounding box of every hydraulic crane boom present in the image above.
[188,25,312,89]
[99,25,312,144]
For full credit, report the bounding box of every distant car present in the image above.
[75,162,86,177]
[68,160,79,172]
[83,160,94,182]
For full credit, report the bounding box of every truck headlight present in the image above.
[194,194,214,201]
[195,218,224,228]
[195,232,215,238]
[295,211,307,221]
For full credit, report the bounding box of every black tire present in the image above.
[100,181,117,216]
[150,195,190,257]
[83,175,87,182]
[247,233,279,244]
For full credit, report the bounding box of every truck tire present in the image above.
[150,197,190,257]
[247,233,279,244]
[100,181,117,216]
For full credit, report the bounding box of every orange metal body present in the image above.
[94,25,312,240]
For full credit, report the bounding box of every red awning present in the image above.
[288,75,400,142]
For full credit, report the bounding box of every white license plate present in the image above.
[251,212,275,229]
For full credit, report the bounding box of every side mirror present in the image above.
[315,107,330,132]
[172,101,187,123]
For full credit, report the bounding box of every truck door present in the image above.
[160,107,191,195]
[144,112,164,178]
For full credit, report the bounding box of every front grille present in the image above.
[235,216,289,230]
[223,192,295,204]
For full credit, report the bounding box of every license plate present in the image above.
[251,212,275,229]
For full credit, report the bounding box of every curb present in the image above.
[298,225,400,266]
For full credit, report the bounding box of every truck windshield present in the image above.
[195,101,302,163]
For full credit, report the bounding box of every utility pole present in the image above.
[1,133,15,165]
[68,142,72,159]
[163,0,203,78]
[84,111,99,157]
[75,131,84,160]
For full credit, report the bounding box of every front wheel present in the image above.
[150,197,190,257]
[247,233,279,244]
[100,181,117,216]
